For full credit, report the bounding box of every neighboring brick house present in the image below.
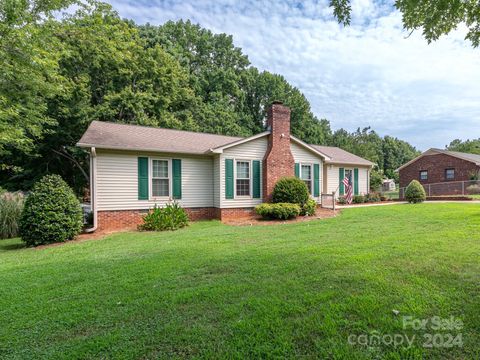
[77,102,374,231]
[398,148,480,196]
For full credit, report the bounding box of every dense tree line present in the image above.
[447,139,480,154]
[1,1,419,194]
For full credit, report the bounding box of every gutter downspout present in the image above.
[84,147,97,233]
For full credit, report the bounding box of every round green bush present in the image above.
[272,177,309,206]
[255,203,301,220]
[19,175,83,246]
[405,180,426,203]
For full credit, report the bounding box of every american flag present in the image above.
[343,176,353,204]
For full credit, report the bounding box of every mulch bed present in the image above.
[222,207,339,226]
[426,196,473,201]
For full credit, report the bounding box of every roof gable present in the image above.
[396,148,480,171]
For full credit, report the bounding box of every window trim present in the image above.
[419,170,428,181]
[445,168,455,181]
[234,159,252,198]
[299,162,313,194]
[149,157,172,200]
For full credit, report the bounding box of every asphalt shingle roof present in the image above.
[77,121,242,155]
[78,121,374,166]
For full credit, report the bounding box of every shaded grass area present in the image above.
[1,204,479,359]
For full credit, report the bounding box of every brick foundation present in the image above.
[96,207,255,231]
[218,208,255,221]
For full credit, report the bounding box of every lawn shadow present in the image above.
[0,241,25,251]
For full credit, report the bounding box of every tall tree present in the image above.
[0,0,75,171]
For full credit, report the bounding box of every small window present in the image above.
[301,164,312,193]
[236,161,250,196]
[152,159,169,197]
[419,170,428,181]
[445,168,455,180]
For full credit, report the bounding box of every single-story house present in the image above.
[398,148,480,196]
[77,102,374,231]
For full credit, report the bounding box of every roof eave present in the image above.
[326,160,375,167]
[76,143,211,156]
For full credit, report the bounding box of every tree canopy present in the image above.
[1,0,422,193]
[330,0,480,47]
[447,138,480,154]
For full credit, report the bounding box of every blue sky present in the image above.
[106,0,480,150]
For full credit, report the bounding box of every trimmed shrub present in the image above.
[272,177,309,206]
[366,192,381,202]
[302,199,317,216]
[255,203,301,220]
[405,180,426,203]
[337,196,347,205]
[139,201,189,231]
[0,192,25,239]
[19,175,82,246]
[353,195,366,204]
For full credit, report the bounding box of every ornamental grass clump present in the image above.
[0,192,25,239]
[405,180,426,203]
[19,175,83,246]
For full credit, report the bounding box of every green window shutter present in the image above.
[295,163,300,177]
[225,158,234,199]
[172,159,182,199]
[354,168,359,195]
[314,163,320,197]
[138,157,149,200]
[339,167,345,196]
[252,160,261,199]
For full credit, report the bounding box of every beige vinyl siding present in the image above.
[96,150,213,210]
[290,142,323,203]
[358,167,369,195]
[325,164,370,198]
[220,136,267,208]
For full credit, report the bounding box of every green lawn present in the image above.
[1,204,479,359]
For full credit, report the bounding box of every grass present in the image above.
[1,203,479,359]
[382,190,399,200]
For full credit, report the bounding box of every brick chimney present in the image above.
[262,102,295,202]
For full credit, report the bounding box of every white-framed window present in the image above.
[419,170,428,181]
[300,164,312,194]
[151,158,170,197]
[235,160,251,197]
[445,168,455,180]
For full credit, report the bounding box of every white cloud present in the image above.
[107,0,480,150]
